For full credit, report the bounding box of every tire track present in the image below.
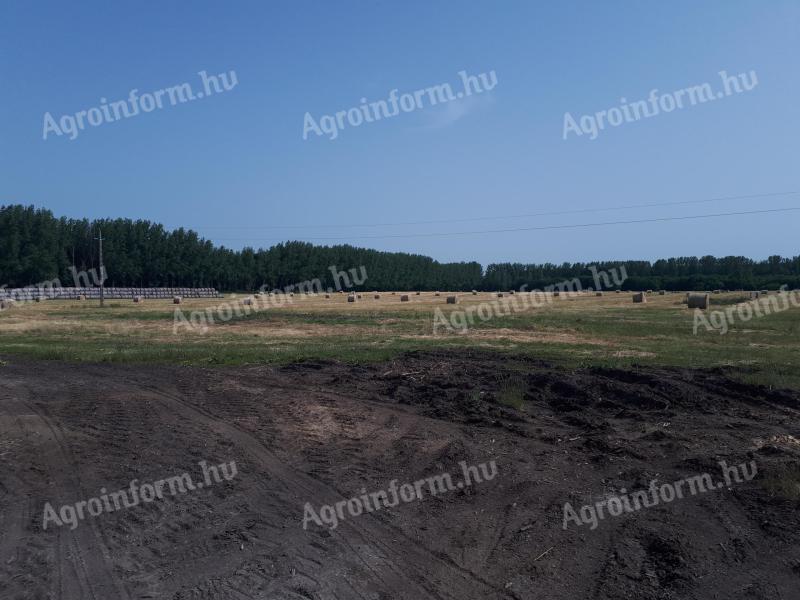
[20,394,133,600]
[0,384,131,600]
[132,378,512,600]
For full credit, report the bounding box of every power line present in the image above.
[213,206,800,242]
[184,190,798,231]
[94,228,105,307]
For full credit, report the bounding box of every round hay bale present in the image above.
[415,291,421,295]
[400,294,410,302]
[553,291,560,297]
[472,290,478,295]
[325,293,330,299]
[374,294,380,299]
[509,290,515,295]
[632,292,646,303]
[347,295,356,303]
[434,292,440,297]
[687,293,710,309]
[497,292,504,298]
[658,290,666,295]
[596,292,603,297]
[133,296,143,303]
[446,296,458,304]
[615,290,621,294]
[79,294,86,301]
[243,297,253,306]
[173,296,182,304]
[357,294,362,299]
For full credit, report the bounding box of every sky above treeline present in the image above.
[1,1,798,265]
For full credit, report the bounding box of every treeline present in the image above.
[0,205,482,291]
[484,258,800,292]
[1,204,798,291]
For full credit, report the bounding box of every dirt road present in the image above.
[1,351,798,599]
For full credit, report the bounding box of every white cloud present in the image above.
[425,92,496,129]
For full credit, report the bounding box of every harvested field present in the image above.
[1,351,799,599]
[1,291,798,388]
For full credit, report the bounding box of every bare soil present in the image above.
[1,350,799,599]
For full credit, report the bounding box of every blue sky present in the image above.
[1,1,798,265]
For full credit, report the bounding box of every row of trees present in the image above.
[2,204,798,291]
[0,205,483,291]
[483,257,800,292]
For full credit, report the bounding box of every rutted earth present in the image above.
[0,350,799,599]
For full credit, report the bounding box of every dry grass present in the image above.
[1,291,798,389]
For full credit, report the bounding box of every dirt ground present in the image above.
[1,350,799,599]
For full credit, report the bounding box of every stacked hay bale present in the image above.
[243,297,253,306]
[446,296,458,304]
[632,292,646,303]
[687,293,710,309]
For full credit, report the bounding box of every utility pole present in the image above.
[96,228,105,307]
